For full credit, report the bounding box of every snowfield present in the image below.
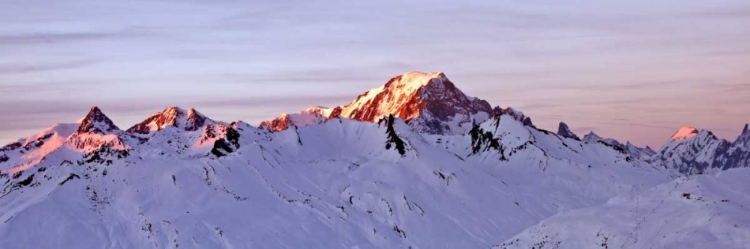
[499,168,750,249]
[0,72,748,248]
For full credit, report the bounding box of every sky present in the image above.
[0,0,748,148]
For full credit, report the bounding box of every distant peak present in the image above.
[493,106,534,127]
[557,122,580,140]
[127,106,209,134]
[77,106,119,134]
[583,131,602,143]
[89,106,102,113]
[302,106,333,116]
[671,126,699,141]
[338,71,493,132]
[733,123,750,146]
[259,106,331,132]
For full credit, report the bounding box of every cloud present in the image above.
[0,29,152,45]
[193,95,354,109]
[0,59,99,75]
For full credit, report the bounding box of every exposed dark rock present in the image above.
[385,115,407,156]
[59,173,80,186]
[557,122,580,140]
[211,127,241,157]
[468,123,505,160]
[0,142,22,152]
[16,174,34,187]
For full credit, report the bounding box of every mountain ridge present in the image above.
[260,71,532,135]
[0,71,748,248]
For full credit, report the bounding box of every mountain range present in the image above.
[1,71,748,248]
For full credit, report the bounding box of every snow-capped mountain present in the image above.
[77,106,120,134]
[258,106,331,132]
[0,109,670,248]
[494,106,534,128]
[0,71,747,248]
[127,106,210,135]
[260,71,533,135]
[333,71,494,135]
[653,125,750,174]
[582,131,656,161]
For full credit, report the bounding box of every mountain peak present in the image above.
[671,126,699,141]
[582,131,602,143]
[494,106,534,127]
[733,123,750,147]
[392,71,447,90]
[77,106,119,134]
[127,106,209,134]
[336,71,493,134]
[557,122,580,140]
[259,106,331,132]
[258,71,529,135]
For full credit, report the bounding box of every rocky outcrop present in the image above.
[77,106,120,134]
[127,107,208,134]
[556,122,579,140]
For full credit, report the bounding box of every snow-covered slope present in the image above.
[0,71,747,248]
[498,167,750,249]
[0,123,78,173]
[0,108,671,248]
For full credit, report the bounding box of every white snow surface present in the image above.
[0,112,680,248]
[499,168,750,249]
[1,71,748,248]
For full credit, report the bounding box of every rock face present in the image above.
[260,71,524,135]
[338,71,492,133]
[77,106,120,134]
[716,124,750,171]
[127,107,208,134]
[556,122,579,140]
[734,124,750,148]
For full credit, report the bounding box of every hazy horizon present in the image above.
[1,0,749,148]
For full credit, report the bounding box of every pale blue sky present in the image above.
[1,0,748,148]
